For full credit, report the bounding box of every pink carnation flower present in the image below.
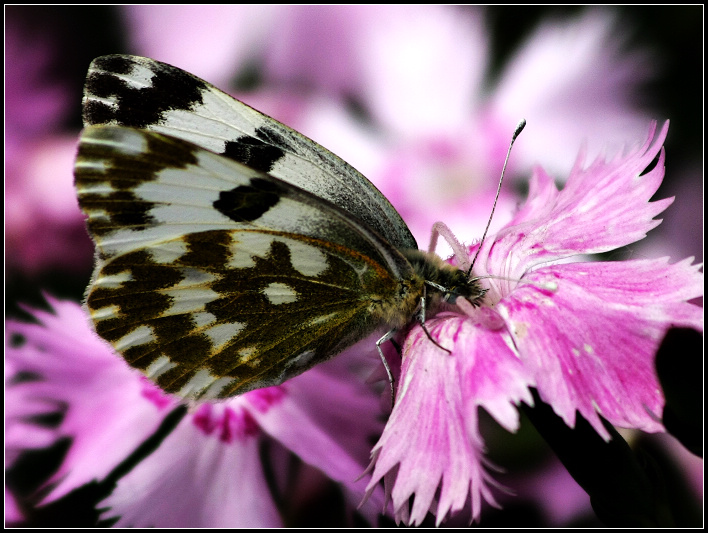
[6,298,384,526]
[364,121,703,525]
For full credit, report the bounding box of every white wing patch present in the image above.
[94,271,133,289]
[203,322,246,350]
[262,282,299,305]
[177,368,222,398]
[146,355,177,379]
[114,325,156,351]
[288,241,329,277]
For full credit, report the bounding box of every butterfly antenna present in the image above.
[467,119,526,277]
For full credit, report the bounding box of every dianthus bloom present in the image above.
[364,121,703,525]
[6,299,384,526]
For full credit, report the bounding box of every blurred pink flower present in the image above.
[363,122,703,525]
[256,6,657,246]
[6,297,385,526]
[123,6,657,249]
[123,5,278,88]
[5,20,93,274]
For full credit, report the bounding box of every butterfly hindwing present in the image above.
[83,54,417,251]
[85,228,401,400]
[76,126,423,399]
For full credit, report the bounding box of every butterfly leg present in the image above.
[376,329,397,408]
[417,284,452,355]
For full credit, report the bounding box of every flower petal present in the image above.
[356,5,488,136]
[6,297,169,503]
[248,352,386,517]
[478,121,672,279]
[497,257,703,439]
[100,416,281,527]
[365,314,534,525]
[490,9,654,176]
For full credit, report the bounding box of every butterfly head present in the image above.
[439,270,487,306]
[401,249,487,310]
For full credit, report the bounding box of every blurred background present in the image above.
[5,5,702,527]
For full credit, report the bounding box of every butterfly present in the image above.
[74,55,487,401]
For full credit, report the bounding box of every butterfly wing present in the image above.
[82,54,418,251]
[75,126,422,399]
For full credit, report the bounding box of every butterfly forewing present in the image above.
[83,55,417,251]
[76,126,422,399]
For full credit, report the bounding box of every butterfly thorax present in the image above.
[401,248,487,309]
[370,249,487,331]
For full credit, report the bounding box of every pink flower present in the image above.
[6,297,385,526]
[123,6,277,88]
[122,6,658,249]
[5,17,93,274]
[257,6,657,247]
[364,121,703,525]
